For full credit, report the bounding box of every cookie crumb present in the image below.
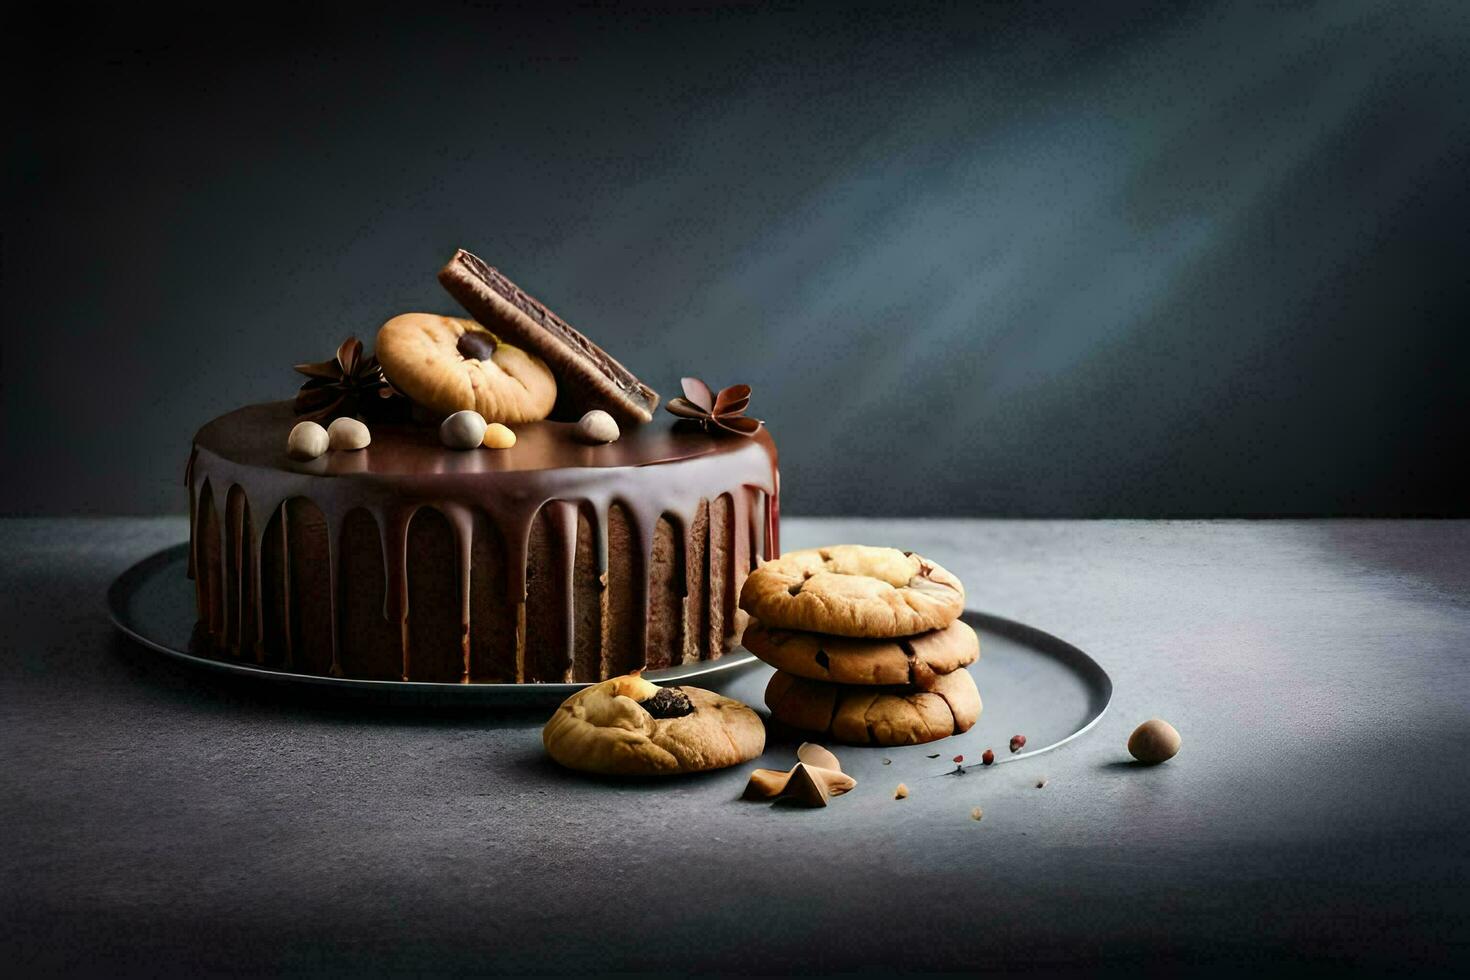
[894,783,909,800]
[970,806,984,821]
[1036,777,1048,789]
[882,758,892,765]
[926,753,940,759]
[952,754,964,763]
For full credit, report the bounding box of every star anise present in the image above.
[665,376,763,436]
[293,336,403,422]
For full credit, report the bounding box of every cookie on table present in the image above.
[739,545,965,638]
[743,618,979,687]
[543,672,765,776]
[764,668,981,747]
[375,312,557,422]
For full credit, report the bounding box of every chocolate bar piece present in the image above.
[438,249,660,425]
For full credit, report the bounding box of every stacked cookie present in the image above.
[739,546,980,747]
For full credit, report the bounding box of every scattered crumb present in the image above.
[952,754,964,763]
[970,806,984,821]
[926,753,940,759]
[1036,777,1048,789]
[882,758,892,765]
[894,783,909,800]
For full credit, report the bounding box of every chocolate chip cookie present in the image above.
[743,618,979,687]
[740,546,965,638]
[764,667,981,747]
[543,672,765,776]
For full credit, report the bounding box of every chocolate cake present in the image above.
[186,402,779,683]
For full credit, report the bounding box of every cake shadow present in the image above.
[505,741,745,789]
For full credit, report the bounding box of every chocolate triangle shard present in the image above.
[438,249,660,425]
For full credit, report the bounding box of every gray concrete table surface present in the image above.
[2,517,1467,976]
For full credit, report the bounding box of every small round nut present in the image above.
[287,421,329,460]
[576,409,620,445]
[1127,718,1181,765]
[327,416,371,451]
[439,410,488,450]
[482,422,517,450]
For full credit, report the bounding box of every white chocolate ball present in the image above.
[287,421,329,460]
[327,416,371,451]
[439,410,488,450]
[576,409,620,445]
[482,422,517,450]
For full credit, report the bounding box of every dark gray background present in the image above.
[4,1,1467,517]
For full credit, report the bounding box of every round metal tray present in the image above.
[109,543,1113,760]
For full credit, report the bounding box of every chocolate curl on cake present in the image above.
[665,377,763,436]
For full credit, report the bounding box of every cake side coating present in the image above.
[186,402,779,683]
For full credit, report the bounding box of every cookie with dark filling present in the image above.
[375,312,557,422]
[543,672,765,776]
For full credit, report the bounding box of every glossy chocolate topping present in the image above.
[187,401,780,682]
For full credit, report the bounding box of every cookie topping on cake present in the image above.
[666,377,763,437]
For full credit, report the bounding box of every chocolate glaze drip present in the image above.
[185,402,779,683]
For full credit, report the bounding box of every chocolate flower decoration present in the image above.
[294,336,403,422]
[665,377,763,436]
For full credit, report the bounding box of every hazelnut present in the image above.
[439,410,487,450]
[576,409,620,445]
[481,422,516,450]
[1009,734,1027,754]
[287,421,329,460]
[970,806,984,821]
[326,416,370,451]
[1128,718,1181,764]
[982,749,995,766]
